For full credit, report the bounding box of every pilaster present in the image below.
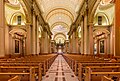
[26,23,32,55]
[0,0,5,56]
[115,0,120,56]
[88,23,94,54]
[83,14,89,54]
[32,11,37,54]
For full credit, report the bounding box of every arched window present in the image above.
[98,16,102,25]
[94,12,109,26]
[17,15,21,25]
[10,12,26,25]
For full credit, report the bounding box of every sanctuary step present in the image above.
[42,55,79,81]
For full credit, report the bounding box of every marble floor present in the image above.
[42,55,79,81]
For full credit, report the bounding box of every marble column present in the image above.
[50,41,53,53]
[79,42,81,53]
[88,23,94,54]
[104,38,107,55]
[5,24,10,55]
[97,40,99,55]
[115,0,120,56]
[69,37,72,53]
[49,38,52,53]
[41,30,49,53]
[104,34,109,55]
[66,41,69,53]
[65,41,68,53]
[110,24,115,55]
[81,20,84,54]
[39,38,41,54]
[83,14,89,54]
[76,36,79,53]
[107,35,110,54]
[71,30,77,53]
[37,21,40,54]
[0,0,5,56]
[41,31,44,53]
[32,12,37,54]
[44,31,49,53]
[53,41,56,53]
[48,36,51,53]
[26,23,32,55]
[9,34,13,55]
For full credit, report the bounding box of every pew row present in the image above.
[62,54,120,81]
[0,54,58,81]
[84,67,120,81]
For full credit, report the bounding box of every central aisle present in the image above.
[42,55,79,81]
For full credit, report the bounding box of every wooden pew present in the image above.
[102,76,114,81]
[62,54,120,81]
[77,63,120,81]
[8,75,21,81]
[0,54,57,75]
[84,66,120,81]
[0,64,42,81]
[0,67,35,81]
[0,54,57,81]
[62,54,110,75]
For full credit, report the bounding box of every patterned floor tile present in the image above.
[42,55,79,81]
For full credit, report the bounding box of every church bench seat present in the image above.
[84,71,120,81]
[0,67,36,81]
[83,67,120,81]
[62,54,120,81]
[0,54,57,75]
[8,75,21,81]
[0,54,57,81]
[102,76,114,81]
[77,64,120,81]
[0,64,42,81]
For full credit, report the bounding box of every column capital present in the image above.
[25,23,32,29]
[25,23,32,26]
[88,23,94,27]
[89,22,94,25]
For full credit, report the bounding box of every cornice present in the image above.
[33,1,41,16]
[75,0,98,25]
[42,23,52,38]
[22,0,32,10]
[67,23,76,36]
[32,0,52,37]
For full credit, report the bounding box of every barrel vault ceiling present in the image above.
[36,0,84,43]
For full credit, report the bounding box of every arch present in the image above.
[93,28,110,36]
[53,33,66,43]
[45,8,74,22]
[19,0,31,23]
[89,0,101,23]
[51,22,69,30]
[9,28,27,37]
[5,1,20,10]
[8,0,19,5]
[94,12,110,25]
[10,12,26,25]
[46,12,73,22]
[54,33,66,40]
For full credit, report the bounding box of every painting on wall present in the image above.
[15,40,19,53]
[100,40,104,53]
